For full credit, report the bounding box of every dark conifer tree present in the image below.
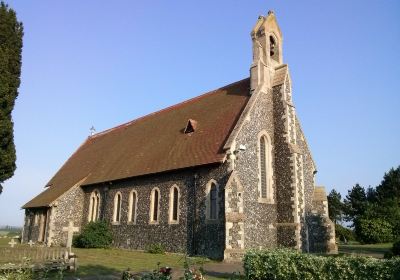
[0,1,23,193]
[327,189,343,224]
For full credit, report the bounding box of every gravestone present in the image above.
[8,238,17,248]
[62,221,79,253]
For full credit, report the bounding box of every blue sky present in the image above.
[0,1,399,226]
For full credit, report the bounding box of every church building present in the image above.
[22,11,336,260]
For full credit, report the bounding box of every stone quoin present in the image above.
[22,11,337,260]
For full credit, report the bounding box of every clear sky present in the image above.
[0,1,399,226]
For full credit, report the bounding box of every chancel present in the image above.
[21,11,336,260]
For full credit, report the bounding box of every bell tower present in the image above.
[250,11,283,94]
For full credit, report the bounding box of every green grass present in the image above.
[0,236,18,246]
[68,248,210,277]
[338,242,392,258]
[0,238,230,279]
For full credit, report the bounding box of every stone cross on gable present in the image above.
[28,240,35,247]
[8,238,17,248]
[62,221,79,251]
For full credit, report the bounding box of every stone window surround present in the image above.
[34,212,39,226]
[205,179,220,224]
[257,130,274,204]
[27,216,30,226]
[127,190,138,224]
[168,184,180,224]
[112,191,122,225]
[88,189,101,222]
[149,187,161,225]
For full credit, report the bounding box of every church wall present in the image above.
[233,88,278,250]
[294,123,337,253]
[309,196,336,253]
[81,163,230,260]
[272,84,299,248]
[48,184,85,246]
[22,207,47,244]
[22,209,37,243]
[295,122,317,251]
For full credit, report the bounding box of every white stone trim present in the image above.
[88,189,101,222]
[34,213,39,226]
[224,172,244,214]
[149,187,161,224]
[257,130,274,203]
[205,179,219,222]
[127,190,138,224]
[112,191,122,224]
[168,185,180,224]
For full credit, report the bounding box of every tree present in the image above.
[327,189,343,224]
[376,166,400,203]
[343,183,367,222]
[0,1,23,194]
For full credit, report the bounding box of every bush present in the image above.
[146,243,166,254]
[243,249,400,280]
[335,224,355,242]
[355,218,393,244]
[73,221,112,248]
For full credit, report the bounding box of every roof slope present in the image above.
[23,78,250,208]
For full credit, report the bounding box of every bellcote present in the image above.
[250,11,283,93]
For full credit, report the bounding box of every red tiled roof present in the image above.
[23,78,251,208]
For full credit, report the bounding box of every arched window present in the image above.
[260,136,268,198]
[88,190,101,222]
[258,131,273,202]
[169,185,180,223]
[128,190,138,224]
[150,188,160,223]
[269,35,279,62]
[206,180,219,221]
[113,192,122,223]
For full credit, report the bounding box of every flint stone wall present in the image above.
[49,184,85,246]
[81,163,230,260]
[233,88,278,250]
[22,207,49,244]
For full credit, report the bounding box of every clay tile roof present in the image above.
[23,78,251,209]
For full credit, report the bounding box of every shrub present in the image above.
[243,249,400,280]
[146,243,166,254]
[335,224,355,242]
[355,218,393,244]
[73,221,112,248]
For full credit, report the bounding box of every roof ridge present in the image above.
[91,78,249,139]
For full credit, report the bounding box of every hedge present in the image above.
[243,249,400,280]
[73,221,112,248]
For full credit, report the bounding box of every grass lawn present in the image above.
[0,237,235,279]
[68,248,211,278]
[5,238,392,278]
[338,242,392,258]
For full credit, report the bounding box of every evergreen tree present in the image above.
[343,183,367,222]
[376,166,400,203]
[327,189,343,224]
[375,166,400,237]
[0,1,23,194]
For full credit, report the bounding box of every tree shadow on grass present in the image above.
[338,245,391,258]
[64,265,122,280]
[203,270,246,280]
